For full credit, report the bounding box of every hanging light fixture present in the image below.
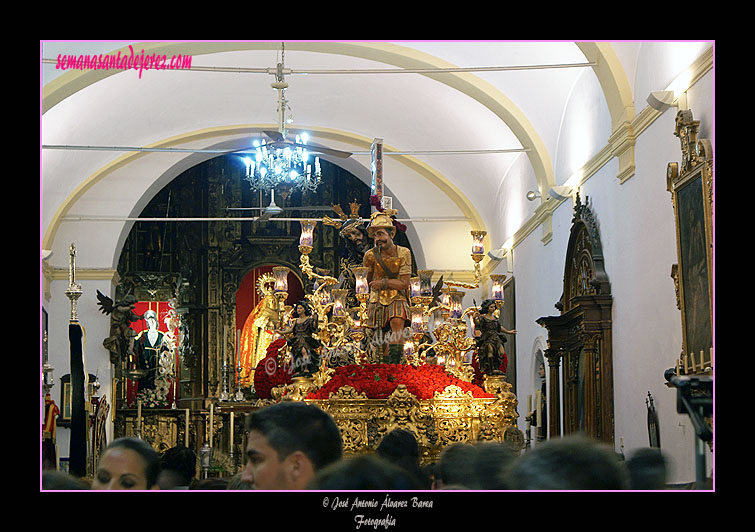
[243,43,323,193]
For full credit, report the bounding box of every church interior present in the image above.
[41,41,714,490]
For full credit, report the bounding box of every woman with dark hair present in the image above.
[92,437,161,490]
[277,300,321,377]
[473,299,516,376]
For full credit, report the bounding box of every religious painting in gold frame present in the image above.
[667,109,713,362]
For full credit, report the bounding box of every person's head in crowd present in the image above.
[309,454,423,490]
[190,478,229,490]
[376,428,431,489]
[468,441,518,490]
[376,428,419,466]
[42,470,89,490]
[625,447,668,490]
[502,435,629,490]
[91,437,161,490]
[434,442,477,489]
[242,401,343,490]
[157,444,197,489]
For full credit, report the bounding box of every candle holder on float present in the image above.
[445,230,487,290]
[489,274,507,313]
[272,266,290,329]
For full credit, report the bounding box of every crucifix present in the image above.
[371,138,384,211]
[65,242,83,322]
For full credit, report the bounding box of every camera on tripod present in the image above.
[664,369,712,442]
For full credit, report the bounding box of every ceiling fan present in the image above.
[228,189,335,221]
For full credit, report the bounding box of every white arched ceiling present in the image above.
[41,41,635,272]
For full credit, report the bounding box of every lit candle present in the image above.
[209,403,214,448]
[418,270,434,296]
[410,306,424,334]
[273,266,289,293]
[351,266,369,295]
[403,341,414,358]
[440,287,450,307]
[410,277,421,298]
[332,289,348,317]
[450,290,464,319]
[490,274,506,301]
[471,230,486,255]
[229,412,234,454]
[223,326,227,363]
[236,329,241,382]
[299,219,316,247]
[185,408,190,446]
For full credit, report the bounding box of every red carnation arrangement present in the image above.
[253,338,292,399]
[307,363,495,400]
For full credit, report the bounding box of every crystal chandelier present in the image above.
[242,133,322,193]
[242,43,323,193]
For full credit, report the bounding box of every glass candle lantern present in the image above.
[272,266,289,294]
[471,230,486,255]
[351,266,370,296]
[409,305,424,334]
[299,219,316,248]
[418,270,434,296]
[450,289,464,319]
[403,340,414,358]
[410,277,421,298]
[490,274,506,301]
[331,289,348,317]
[439,286,451,308]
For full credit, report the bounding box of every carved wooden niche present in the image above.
[537,194,614,443]
[667,109,713,370]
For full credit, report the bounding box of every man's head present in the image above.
[157,445,197,489]
[242,402,343,490]
[340,220,367,247]
[367,212,396,251]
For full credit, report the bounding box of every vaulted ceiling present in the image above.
[41,41,710,272]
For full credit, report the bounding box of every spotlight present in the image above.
[647,90,677,112]
[488,248,506,260]
[548,186,574,200]
[526,190,541,201]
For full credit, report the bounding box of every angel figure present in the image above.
[97,290,143,365]
[473,299,516,375]
[276,299,322,377]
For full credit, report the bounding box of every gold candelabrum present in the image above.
[269,221,509,398]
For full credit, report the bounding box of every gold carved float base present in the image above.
[271,374,523,463]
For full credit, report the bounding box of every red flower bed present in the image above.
[307,363,495,400]
[253,338,292,399]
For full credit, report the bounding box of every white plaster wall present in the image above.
[509,52,713,483]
